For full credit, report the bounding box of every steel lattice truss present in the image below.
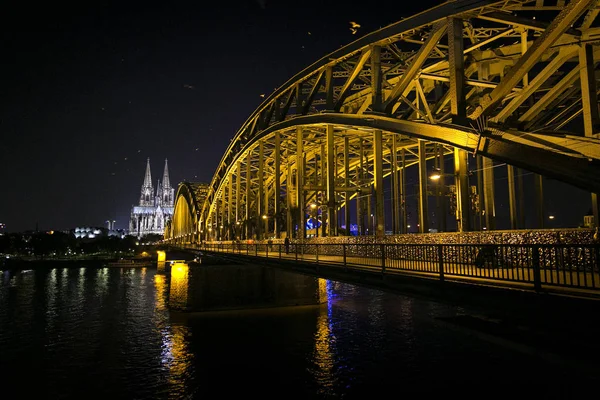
[172,0,600,241]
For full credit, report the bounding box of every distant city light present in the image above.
[549,215,555,220]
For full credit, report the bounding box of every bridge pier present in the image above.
[167,261,327,312]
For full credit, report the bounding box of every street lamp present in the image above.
[429,167,442,181]
[308,203,320,238]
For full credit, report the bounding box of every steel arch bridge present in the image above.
[168,0,600,243]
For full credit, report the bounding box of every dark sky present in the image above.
[0,0,592,232]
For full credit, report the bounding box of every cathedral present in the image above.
[129,158,174,238]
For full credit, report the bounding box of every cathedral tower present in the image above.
[129,158,175,238]
[161,158,174,207]
[139,158,154,207]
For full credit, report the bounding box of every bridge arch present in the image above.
[182,0,600,241]
[166,182,209,244]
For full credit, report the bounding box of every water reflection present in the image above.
[312,299,336,395]
[154,268,194,398]
[165,324,194,397]
[3,263,581,398]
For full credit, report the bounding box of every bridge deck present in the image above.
[183,242,600,298]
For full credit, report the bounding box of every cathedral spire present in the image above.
[143,158,153,188]
[139,158,154,207]
[161,158,174,207]
[162,158,171,189]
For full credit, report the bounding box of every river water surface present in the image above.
[0,265,595,399]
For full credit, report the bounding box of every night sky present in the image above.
[0,0,593,233]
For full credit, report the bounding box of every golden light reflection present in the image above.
[167,324,193,389]
[155,273,194,392]
[157,251,166,262]
[154,274,167,312]
[317,278,328,303]
[312,304,334,390]
[169,263,189,310]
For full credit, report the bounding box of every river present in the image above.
[0,264,596,399]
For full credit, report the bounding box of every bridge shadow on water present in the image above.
[153,250,600,398]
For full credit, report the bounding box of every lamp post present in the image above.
[307,203,326,238]
[262,214,268,240]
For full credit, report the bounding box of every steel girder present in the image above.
[200,0,600,230]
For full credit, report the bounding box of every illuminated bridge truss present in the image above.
[173,0,600,242]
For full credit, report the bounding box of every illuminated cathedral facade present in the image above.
[129,158,174,238]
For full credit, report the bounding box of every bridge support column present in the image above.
[274,132,281,238]
[321,142,327,238]
[507,165,518,230]
[436,144,446,232]
[220,186,226,240]
[245,152,252,240]
[483,157,496,230]
[344,137,350,235]
[286,155,293,239]
[455,148,471,232]
[580,43,600,227]
[400,149,407,234]
[357,139,365,235]
[391,135,399,234]
[418,140,429,233]
[374,129,384,237]
[258,142,264,240]
[228,175,233,240]
[326,125,337,237]
[296,127,305,239]
[236,161,241,240]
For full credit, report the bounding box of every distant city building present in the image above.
[71,226,126,239]
[129,158,174,238]
[73,227,103,239]
[583,214,595,229]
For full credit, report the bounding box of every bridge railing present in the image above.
[185,242,600,294]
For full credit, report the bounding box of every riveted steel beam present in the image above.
[302,71,324,115]
[469,0,596,120]
[448,17,467,124]
[580,44,600,137]
[371,45,383,113]
[384,21,448,114]
[519,64,581,125]
[335,50,372,112]
[478,11,582,37]
[493,46,578,122]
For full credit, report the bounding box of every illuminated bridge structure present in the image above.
[166,0,600,244]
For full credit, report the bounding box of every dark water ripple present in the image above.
[1,266,596,399]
